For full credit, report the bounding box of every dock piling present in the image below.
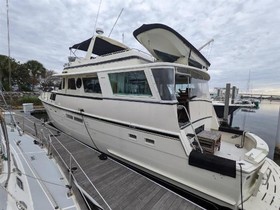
[222,83,231,125]
[276,106,280,149]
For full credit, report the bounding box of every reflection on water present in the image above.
[232,100,280,158]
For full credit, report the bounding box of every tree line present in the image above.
[0,54,56,91]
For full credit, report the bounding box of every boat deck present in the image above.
[1,120,80,210]
[13,111,204,210]
[215,132,248,161]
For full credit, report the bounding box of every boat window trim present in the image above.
[67,78,76,90]
[108,70,152,97]
[76,78,82,89]
[16,177,24,190]
[62,78,65,89]
[151,67,176,101]
[83,77,102,94]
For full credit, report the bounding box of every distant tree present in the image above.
[12,63,32,91]
[0,54,18,90]
[42,69,59,89]
[25,60,46,91]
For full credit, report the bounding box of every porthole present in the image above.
[76,78,82,89]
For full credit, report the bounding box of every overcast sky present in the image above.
[1,0,280,94]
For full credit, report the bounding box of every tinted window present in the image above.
[68,78,76,90]
[16,177,24,190]
[109,71,152,96]
[76,78,82,89]
[83,77,101,93]
[62,78,65,89]
[152,68,176,100]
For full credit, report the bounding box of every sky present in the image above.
[1,0,280,94]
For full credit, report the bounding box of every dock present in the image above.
[13,111,204,210]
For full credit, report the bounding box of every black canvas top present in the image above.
[70,36,129,56]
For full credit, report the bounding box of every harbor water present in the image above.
[231,100,280,159]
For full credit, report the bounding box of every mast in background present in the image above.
[6,0,11,91]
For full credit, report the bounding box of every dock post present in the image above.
[231,86,236,104]
[276,106,280,149]
[222,83,231,126]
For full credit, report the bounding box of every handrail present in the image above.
[177,105,203,153]
[16,113,111,210]
[44,124,112,210]
[236,131,247,148]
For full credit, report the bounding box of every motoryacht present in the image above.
[39,23,280,209]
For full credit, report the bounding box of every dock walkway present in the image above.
[13,111,203,210]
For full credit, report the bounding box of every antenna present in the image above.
[198,38,214,51]
[108,8,124,37]
[94,0,102,35]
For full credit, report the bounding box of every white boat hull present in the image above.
[42,100,255,209]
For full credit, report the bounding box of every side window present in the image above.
[68,78,76,90]
[62,78,65,89]
[16,177,24,190]
[50,93,56,101]
[76,78,82,89]
[152,68,176,100]
[83,77,101,93]
[108,71,152,96]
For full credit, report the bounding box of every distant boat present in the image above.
[40,23,280,209]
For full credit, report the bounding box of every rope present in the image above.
[80,110,100,151]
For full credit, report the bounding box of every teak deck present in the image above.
[13,111,203,210]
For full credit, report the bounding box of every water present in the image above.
[231,100,280,159]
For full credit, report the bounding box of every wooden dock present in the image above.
[13,111,204,210]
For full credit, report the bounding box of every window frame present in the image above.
[108,70,152,97]
[83,76,102,94]
[67,78,76,90]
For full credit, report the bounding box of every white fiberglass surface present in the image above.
[215,141,248,161]
[7,127,79,210]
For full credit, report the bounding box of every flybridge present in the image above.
[68,23,211,70]
[69,36,129,57]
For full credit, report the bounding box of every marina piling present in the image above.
[222,83,231,125]
[276,106,280,149]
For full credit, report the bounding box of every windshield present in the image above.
[152,68,176,101]
[190,78,210,99]
[175,75,210,100]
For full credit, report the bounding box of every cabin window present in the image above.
[76,78,82,89]
[190,78,210,99]
[109,71,152,96]
[58,81,62,90]
[50,93,56,101]
[62,78,65,89]
[16,177,24,190]
[83,77,101,93]
[74,116,83,123]
[66,114,73,119]
[68,78,76,90]
[152,68,176,100]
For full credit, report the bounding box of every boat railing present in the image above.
[177,105,203,153]
[131,48,155,59]
[15,113,111,210]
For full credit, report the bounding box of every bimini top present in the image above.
[70,36,129,56]
[133,23,211,69]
